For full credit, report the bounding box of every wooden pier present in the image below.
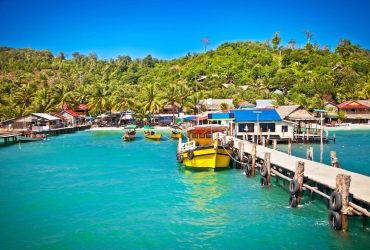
[0,124,91,145]
[230,137,370,231]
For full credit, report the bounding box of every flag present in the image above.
[196,104,202,110]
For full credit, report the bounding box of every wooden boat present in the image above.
[16,132,46,142]
[176,124,232,171]
[122,124,137,141]
[143,125,162,141]
[170,126,182,139]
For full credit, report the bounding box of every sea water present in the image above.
[0,128,369,249]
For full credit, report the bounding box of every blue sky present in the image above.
[1,0,369,60]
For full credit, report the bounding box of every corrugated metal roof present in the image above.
[230,109,282,122]
[32,113,62,121]
[256,99,275,108]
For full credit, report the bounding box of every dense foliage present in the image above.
[1,36,370,121]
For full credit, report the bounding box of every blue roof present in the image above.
[230,109,282,122]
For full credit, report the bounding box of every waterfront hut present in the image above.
[229,108,293,142]
[1,113,62,132]
[59,109,81,127]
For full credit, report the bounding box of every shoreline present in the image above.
[87,124,370,131]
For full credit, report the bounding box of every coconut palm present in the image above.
[53,82,74,110]
[141,84,162,122]
[160,83,181,123]
[12,83,36,115]
[112,84,136,125]
[32,88,56,113]
[88,83,110,117]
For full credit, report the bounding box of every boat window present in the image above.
[206,134,212,138]
[192,133,198,138]
[199,134,205,138]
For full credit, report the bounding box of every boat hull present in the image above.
[145,134,162,141]
[16,135,45,142]
[170,131,182,139]
[180,146,231,170]
[123,135,136,141]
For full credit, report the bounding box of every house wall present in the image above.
[234,121,293,139]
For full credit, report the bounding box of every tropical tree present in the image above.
[12,83,36,115]
[32,88,56,113]
[160,83,181,123]
[88,83,110,117]
[141,84,162,122]
[272,32,282,51]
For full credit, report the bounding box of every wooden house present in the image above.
[60,109,81,126]
[337,100,370,123]
[1,113,62,131]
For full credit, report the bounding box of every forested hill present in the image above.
[0,38,370,120]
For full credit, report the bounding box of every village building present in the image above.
[59,109,82,126]
[1,113,62,131]
[229,108,294,141]
[337,100,370,123]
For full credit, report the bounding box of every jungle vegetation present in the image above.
[1,32,370,121]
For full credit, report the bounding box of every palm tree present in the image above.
[32,88,56,113]
[141,84,162,123]
[53,82,74,110]
[88,83,110,117]
[160,83,181,123]
[12,83,36,115]
[112,84,136,125]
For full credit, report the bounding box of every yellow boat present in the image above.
[176,125,232,171]
[170,126,182,139]
[143,125,162,141]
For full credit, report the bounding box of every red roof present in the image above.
[74,104,88,111]
[61,109,80,117]
[337,100,370,109]
[50,112,66,119]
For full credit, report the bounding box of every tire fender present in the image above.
[187,150,194,160]
[330,191,342,212]
[289,179,300,195]
[328,210,342,230]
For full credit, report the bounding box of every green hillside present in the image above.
[1,37,369,120]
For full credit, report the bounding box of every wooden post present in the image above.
[331,151,342,168]
[251,143,256,177]
[273,139,277,150]
[310,147,314,161]
[333,134,336,144]
[262,136,265,147]
[341,174,351,232]
[288,139,291,155]
[265,152,271,185]
[259,128,262,145]
[239,141,244,164]
[295,161,305,204]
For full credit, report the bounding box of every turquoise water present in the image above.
[0,129,369,249]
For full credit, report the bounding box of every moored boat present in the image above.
[176,124,232,171]
[170,125,183,139]
[143,125,162,141]
[122,124,137,141]
[16,132,46,142]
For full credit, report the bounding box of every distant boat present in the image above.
[170,125,182,139]
[143,125,162,141]
[122,124,137,141]
[176,124,232,171]
[16,132,46,142]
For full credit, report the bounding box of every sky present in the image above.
[1,0,370,61]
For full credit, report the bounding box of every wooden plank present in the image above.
[231,138,370,205]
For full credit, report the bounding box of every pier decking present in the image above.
[232,138,370,205]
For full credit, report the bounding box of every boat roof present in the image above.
[125,124,137,129]
[186,124,228,134]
